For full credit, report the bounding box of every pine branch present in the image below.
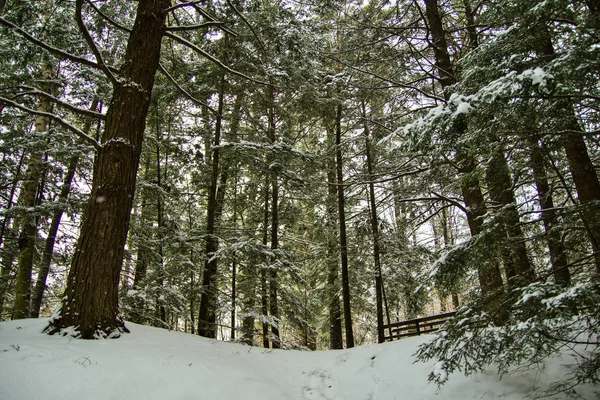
[0,96,101,151]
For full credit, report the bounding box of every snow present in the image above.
[0,318,596,400]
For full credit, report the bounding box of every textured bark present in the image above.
[46,0,170,339]
[261,177,270,348]
[539,27,600,273]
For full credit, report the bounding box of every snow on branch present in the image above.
[165,32,273,87]
[0,16,118,75]
[0,96,101,151]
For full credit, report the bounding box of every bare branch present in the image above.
[0,96,101,151]
[225,0,267,54]
[86,0,131,33]
[332,56,444,102]
[165,32,273,87]
[0,16,117,73]
[8,86,106,120]
[166,21,224,32]
[164,1,204,13]
[157,64,219,116]
[76,0,119,86]
[432,191,468,214]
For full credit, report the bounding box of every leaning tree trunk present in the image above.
[46,0,170,339]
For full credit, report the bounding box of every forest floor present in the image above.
[0,318,596,399]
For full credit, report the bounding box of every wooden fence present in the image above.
[383,311,456,341]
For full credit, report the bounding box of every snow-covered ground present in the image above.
[0,318,596,399]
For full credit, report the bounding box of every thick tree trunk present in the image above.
[46,0,170,339]
[335,102,354,348]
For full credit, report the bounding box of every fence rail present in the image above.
[383,311,456,341]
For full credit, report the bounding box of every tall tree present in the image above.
[46,0,171,338]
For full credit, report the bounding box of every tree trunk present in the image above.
[31,100,99,318]
[0,152,25,317]
[335,101,354,348]
[424,0,504,294]
[46,0,170,339]
[363,106,385,344]
[485,143,535,284]
[198,73,226,338]
[539,27,600,273]
[12,59,53,320]
[326,124,343,349]
[528,137,571,284]
[261,175,270,348]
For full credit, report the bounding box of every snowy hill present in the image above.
[0,319,596,399]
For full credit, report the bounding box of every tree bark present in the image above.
[12,59,53,320]
[198,73,226,338]
[31,100,99,318]
[485,143,535,284]
[326,123,343,350]
[261,175,270,348]
[424,0,504,294]
[335,101,354,348]
[362,106,385,344]
[46,0,170,339]
[528,138,571,284]
[267,86,280,349]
